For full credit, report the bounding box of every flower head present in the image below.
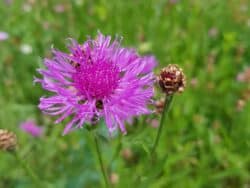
[35,32,157,135]
[158,64,186,95]
[20,120,44,137]
[0,129,17,151]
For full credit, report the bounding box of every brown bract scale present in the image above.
[95,100,104,110]
[154,97,165,114]
[121,148,133,162]
[69,54,80,68]
[69,47,94,68]
[110,173,119,185]
[158,64,186,95]
[70,60,80,68]
[90,114,99,125]
[0,129,17,151]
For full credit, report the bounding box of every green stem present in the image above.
[93,133,110,188]
[110,134,122,164]
[151,95,174,155]
[14,152,43,187]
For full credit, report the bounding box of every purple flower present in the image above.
[20,121,43,137]
[35,32,157,135]
[0,31,9,41]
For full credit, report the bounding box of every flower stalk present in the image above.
[151,95,173,155]
[93,133,110,188]
[14,152,43,187]
[0,129,44,187]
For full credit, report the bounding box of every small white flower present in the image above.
[247,19,250,27]
[20,44,33,54]
[22,3,32,12]
[74,0,84,6]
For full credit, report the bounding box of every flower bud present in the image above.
[158,64,186,95]
[0,129,17,151]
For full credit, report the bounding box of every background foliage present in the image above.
[0,0,249,187]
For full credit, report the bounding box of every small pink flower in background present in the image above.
[150,119,159,128]
[169,0,179,4]
[237,67,250,83]
[145,119,159,128]
[4,0,12,6]
[0,31,9,41]
[53,4,66,13]
[20,121,44,137]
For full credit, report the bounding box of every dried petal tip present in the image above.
[0,129,17,151]
[154,97,165,114]
[158,64,186,95]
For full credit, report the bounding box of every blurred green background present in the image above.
[0,0,250,187]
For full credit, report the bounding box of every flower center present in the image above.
[72,60,120,99]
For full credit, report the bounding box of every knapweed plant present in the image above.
[34,32,185,187]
